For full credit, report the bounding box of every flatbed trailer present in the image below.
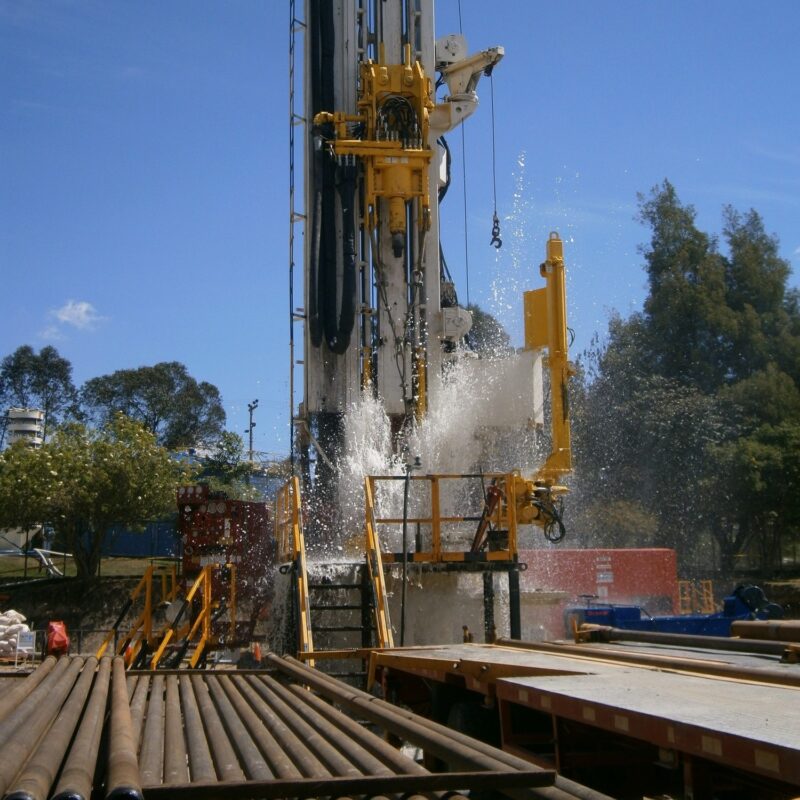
[370,638,800,799]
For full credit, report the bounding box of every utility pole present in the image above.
[246,399,259,463]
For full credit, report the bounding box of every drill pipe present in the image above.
[0,655,71,746]
[264,655,588,800]
[105,657,143,800]
[283,682,469,800]
[178,675,216,783]
[0,656,57,723]
[730,619,800,642]
[495,637,800,689]
[52,657,112,800]
[7,657,99,800]
[252,673,364,777]
[0,656,84,798]
[189,674,245,782]
[236,674,331,778]
[164,676,189,785]
[138,674,165,786]
[205,675,273,781]
[128,675,150,751]
[216,674,299,780]
[588,625,796,656]
[284,681,400,775]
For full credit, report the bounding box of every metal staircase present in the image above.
[274,477,394,687]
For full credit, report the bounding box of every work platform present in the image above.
[370,639,800,799]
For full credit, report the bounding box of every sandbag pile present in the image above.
[0,609,33,658]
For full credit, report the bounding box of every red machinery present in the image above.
[176,484,275,646]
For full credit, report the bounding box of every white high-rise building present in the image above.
[6,408,45,447]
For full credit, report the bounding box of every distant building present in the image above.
[5,408,45,448]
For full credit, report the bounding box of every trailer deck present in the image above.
[370,639,800,798]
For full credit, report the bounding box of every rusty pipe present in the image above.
[0,656,57,723]
[128,674,150,751]
[139,674,165,786]
[0,655,72,746]
[285,682,403,775]
[0,656,84,797]
[255,673,365,777]
[216,674,300,779]
[204,675,273,782]
[264,655,574,800]
[178,675,216,783]
[51,657,112,800]
[496,637,800,689]
[585,624,795,656]
[189,674,245,782]
[105,656,143,800]
[164,676,188,785]
[237,675,330,778]
[730,619,800,642]
[7,657,99,800]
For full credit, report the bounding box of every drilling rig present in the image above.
[289,0,573,555]
[292,2,501,495]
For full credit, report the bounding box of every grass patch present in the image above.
[0,554,179,580]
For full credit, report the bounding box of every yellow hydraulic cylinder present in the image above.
[524,232,574,484]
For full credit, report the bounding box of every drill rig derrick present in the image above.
[307,12,504,428]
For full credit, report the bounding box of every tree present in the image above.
[198,432,261,499]
[465,304,512,356]
[0,414,192,578]
[575,182,800,575]
[0,345,78,439]
[81,362,225,450]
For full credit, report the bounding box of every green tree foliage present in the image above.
[575,181,800,574]
[81,362,225,450]
[198,432,260,500]
[0,415,191,578]
[0,345,78,439]
[466,304,512,356]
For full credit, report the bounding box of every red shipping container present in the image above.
[517,548,679,639]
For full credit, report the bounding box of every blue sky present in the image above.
[2,0,799,456]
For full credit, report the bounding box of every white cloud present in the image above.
[38,324,64,342]
[51,299,106,330]
[794,246,800,256]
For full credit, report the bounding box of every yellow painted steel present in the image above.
[368,473,519,564]
[504,232,575,537]
[365,477,395,648]
[312,43,434,244]
[414,346,427,422]
[96,564,179,661]
[275,477,315,664]
[150,565,216,670]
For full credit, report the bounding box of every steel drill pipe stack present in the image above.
[265,654,611,800]
[0,655,573,799]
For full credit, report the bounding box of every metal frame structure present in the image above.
[96,564,178,662]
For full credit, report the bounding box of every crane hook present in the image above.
[490,212,502,249]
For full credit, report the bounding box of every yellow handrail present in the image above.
[275,477,314,662]
[367,472,519,564]
[365,477,394,648]
[150,565,213,670]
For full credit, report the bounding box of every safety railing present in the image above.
[364,478,394,648]
[275,477,314,661]
[366,472,521,565]
[96,563,178,661]
[678,579,716,614]
[149,564,218,669]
